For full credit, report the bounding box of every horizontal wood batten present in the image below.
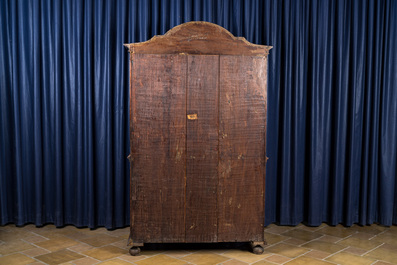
[124,21,272,56]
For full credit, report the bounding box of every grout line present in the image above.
[360,242,385,256]
[333,233,354,244]
[323,245,353,260]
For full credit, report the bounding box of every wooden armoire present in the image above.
[125,22,272,255]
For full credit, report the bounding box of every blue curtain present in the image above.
[1,0,396,229]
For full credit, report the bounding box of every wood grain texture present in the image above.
[185,55,219,242]
[130,54,187,243]
[218,56,267,242]
[124,21,272,57]
[127,23,271,247]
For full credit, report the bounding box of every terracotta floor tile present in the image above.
[296,224,324,232]
[73,256,101,265]
[263,233,288,245]
[116,233,130,240]
[34,235,79,251]
[351,232,377,240]
[23,234,49,243]
[83,245,126,261]
[284,238,307,246]
[327,252,376,265]
[343,246,369,256]
[338,236,382,251]
[221,259,249,265]
[0,253,36,264]
[304,249,331,259]
[139,250,165,256]
[208,249,229,255]
[281,228,322,242]
[181,251,229,265]
[264,254,292,264]
[35,249,85,265]
[264,243,309,258]
[97,258,133,265]
[318,225,356,238]
[252,259,281,265]
[372,261,397,265]
[34,228,76,238]
[21,247,51,257]
[264,225,294,234]
[79,234,120,247]
[91,227,109,233]
[67,243,95,253]
[365,243,397,264]
[302,240,346,254]
[350,225,387,235]
[2,224,397,265]
[0,239,35,255]
[222,249,270,263]
[0,229,35,242]
[285,256,334,265]
[164,250,192,258]
[388,226,397,236]
[136,254,188,265]
[28,262,47,265]
[118,253,147,262]
[111,239,130,249]
[318,235,341,243]
[64,231,94,240]
[371,232,397,246]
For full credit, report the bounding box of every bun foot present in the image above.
[129,247,141,256]
[250,241,265,255]
[252,245,264,254]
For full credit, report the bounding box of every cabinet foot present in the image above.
[252,245,264,254]
[129,247,141,256]
[250,241,265,255]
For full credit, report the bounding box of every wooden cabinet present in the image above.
[125,22,272,255]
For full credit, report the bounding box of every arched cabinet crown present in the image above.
[124,21,272,56]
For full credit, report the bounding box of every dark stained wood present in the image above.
[130,54,187,243]
[185,55,219,242]
[124,22,272,57]
[218,56,267,242]
[127,22,271,251]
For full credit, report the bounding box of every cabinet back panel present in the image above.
[129,54,267,244]
[218,56,267,242]
[186,55,219,242]
[131,54,187,243]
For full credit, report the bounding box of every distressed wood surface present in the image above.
[130,54,187,243]
[218,56,267,242]
[185,55,219,242]
[124,21,272,57]
[128,22,270,247]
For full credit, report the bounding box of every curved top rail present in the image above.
[124,21,272,56]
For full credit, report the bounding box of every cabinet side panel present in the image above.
[131,54,186,243]
[218,56,266,242]
[186,55,219,242]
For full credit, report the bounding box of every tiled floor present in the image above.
[0,223,396,265]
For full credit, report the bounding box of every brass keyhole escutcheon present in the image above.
[187,114,198,120]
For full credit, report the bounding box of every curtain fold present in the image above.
[1,0,396,229]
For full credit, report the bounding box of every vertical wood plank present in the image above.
[130,54,186,243]
[185,55,219,242]
[218,56,267,242]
